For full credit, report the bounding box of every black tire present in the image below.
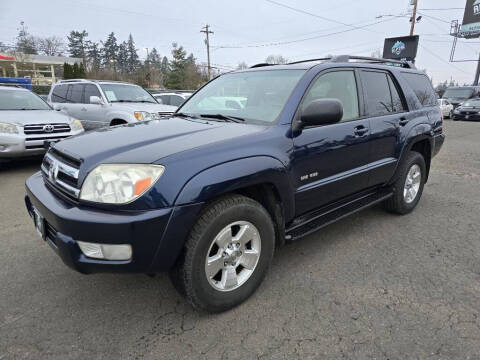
[170,194,275,312]
[385,151,426,215]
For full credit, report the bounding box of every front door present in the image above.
[291,69,372,216]
[80,84,107,129]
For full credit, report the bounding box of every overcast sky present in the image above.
[0,0,477,85]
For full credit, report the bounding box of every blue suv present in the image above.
[25,56,445,312]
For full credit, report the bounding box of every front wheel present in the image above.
[170,195,275,312]
[385,151,426,215]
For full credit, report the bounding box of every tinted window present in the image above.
[158,95,170,105]
[51,84,68,103]
[302,70,359,121]
[387,75,405,112]
[170,95,184,106]
[362,71,394,116]
[402,73,437,107]
[84,84,101,104]
[68,84,84,103]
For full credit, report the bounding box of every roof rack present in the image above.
[288,55,416,69]
[58,79,90,83]
[58,79,133,84]
[249,63,272,68]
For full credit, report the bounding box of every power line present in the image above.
[419,44,470,75]
[418,8,463,11]
[264,0,380,34]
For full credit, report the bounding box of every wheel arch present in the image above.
[109,118,128,126]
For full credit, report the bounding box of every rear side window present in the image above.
[402,73,437,107]
[51,84,68,103]
[84,84,101,104]
[361,71,405,116]
[68,84,84,103]
[170,95,184,106]
[302,70,360,121]
[158,95,170,105]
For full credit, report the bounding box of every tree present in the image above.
[126,34,139,73]
[160,56,169,75]
[102,32,119,69]
[164,43,188,89]
[117,41,129,73]
[16,22,37,54]
[146,47,162,69]
[63,63,73,79]
[37,36,65,56]
[265,55,288,64]
[237,61,248,70]
[67,30,88,62]
[87,41,102,72]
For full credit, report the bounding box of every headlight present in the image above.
[80,164,165,204]
[71,119,84,131]
[0,122,18,134]
[134,111,160,121]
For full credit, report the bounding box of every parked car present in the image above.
[443,85,480,109]
[25,55,444,312]
[451,98,480,121]
[48,79,177,130]
[0,86,84,162]
[153,92,193,106]
[438,98,454,118]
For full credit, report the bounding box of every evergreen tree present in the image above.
[63,63,73,79]
[160,56,169,75]
[126,34,139,73]
[87,41,102,72]
[146,48,162,69]
[77,62,86,78]
[102,32,119,69]
[16,22,37,54]
[164,43,187,89]
[117,41,129,73]
[67,30,88,61]
[72,63,79,78]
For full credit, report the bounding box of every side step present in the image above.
[286,189,393,241]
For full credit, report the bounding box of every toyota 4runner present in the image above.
[25,56,445,312]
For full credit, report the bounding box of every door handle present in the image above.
[399,117,409,126]
[354,125,368,136]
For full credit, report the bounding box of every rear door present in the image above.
[359,69,408,187]
[291,68,372,216]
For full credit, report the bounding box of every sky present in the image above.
[0,0,478,85]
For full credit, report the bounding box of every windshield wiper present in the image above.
[199,114,245,123]
[175,112,200,119]
[111,100,155,103]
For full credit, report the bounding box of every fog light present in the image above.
[77,241,132,260]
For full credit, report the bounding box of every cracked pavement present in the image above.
[1,120,479,359]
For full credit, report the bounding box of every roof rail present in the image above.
[58,79,89,83]
[250,63,272,68]
[288,55,416,69]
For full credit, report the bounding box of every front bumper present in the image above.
[25,172,203,274]
[0,130,83,159]
[432,133,445,157]
[452,112,480,121]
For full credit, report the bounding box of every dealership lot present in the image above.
[0,120,479,359]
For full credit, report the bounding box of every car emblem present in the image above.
[48,160,59,182]
[43,124,55,133]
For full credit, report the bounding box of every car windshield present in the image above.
[100,84,157,103]
[462,99,480,107]
[443,88,474,99]
[179,70,306,124]
[0,89,51,110]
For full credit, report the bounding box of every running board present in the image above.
[286,189,393,241]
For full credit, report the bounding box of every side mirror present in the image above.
[53,104,63,111]
[90,96,104,105]
[298,98,343,128]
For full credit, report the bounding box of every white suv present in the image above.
[48,79,177,130]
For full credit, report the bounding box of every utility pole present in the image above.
[409,0,418,36]
[200,25,214,80]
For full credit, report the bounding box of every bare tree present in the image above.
[237,61,248,70]
[265,55,289,64]
[37,36,65,56]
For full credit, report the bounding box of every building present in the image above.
[0,53,82,85]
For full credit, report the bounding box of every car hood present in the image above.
[109,102,177,112]
[0,109,72,126]
[53,117,267,168]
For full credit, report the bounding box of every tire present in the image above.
[385,151,426,215]
[170,194,275,312]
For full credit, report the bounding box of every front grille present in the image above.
[24,123,72,150]
[24,123,71,134]
[158,112,173,118]
[41,150,81,199]
[45,222,58,243]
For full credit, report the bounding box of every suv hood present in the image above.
[54,117,266,167]
[109,102,177,112]
[0,109,72,126]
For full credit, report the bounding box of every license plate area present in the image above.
[33,207,46,240]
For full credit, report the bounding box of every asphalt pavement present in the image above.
[1,120,479,359]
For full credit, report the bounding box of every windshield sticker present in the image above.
[104,91,117,101]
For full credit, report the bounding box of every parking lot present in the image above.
[0,120,478,359]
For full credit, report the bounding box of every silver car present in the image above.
[48,79,177,130]
[0,86,84,161]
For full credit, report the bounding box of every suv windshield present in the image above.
[100,84,157,103]
[0,89,51,110]
[444,88,474,99]
[462,99,480,107]
[179,70,306,124]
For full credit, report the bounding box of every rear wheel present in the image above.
[170,195,275,312]
[385,151,426,215]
